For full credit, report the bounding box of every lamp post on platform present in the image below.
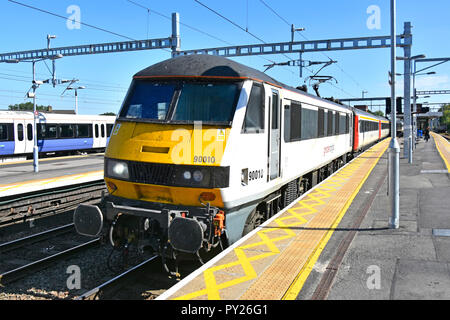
[388,0,400,229]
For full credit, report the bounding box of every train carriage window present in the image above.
[101,124,105,138]
[242,83,264,133]
[17,123,24,141]
[94,124,99,138]
[318,108,325,138]
[47,124,57,138]
[301,107,318,140]
[339,114,346,134]
[59,124,74,138]
[27,124,33,141]
[327,111,334,136]
[76,124,90,138]
[0,124,7,141]
[38,124,57,139]
[107,124,114,137]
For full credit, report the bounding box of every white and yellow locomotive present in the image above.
[74,55,388,266]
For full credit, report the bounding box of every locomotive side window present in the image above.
[318,108,325,138]
[94,124,99,138]
[101,124,105,138]
[327,111,334,136]
[301,107,318,140]
[27,124,33,141]
[346,114,350,133]
[242,83,264,133]
[334,112,340,135]
[17,123,24,141]
[290,102,302,141]
[339,114,347,134]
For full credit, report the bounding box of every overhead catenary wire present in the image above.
[191,0,300,77]
[7,0,172,54]
[8,0,135,41]
[257,0,362,98]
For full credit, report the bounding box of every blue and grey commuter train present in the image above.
[0,111,116,162]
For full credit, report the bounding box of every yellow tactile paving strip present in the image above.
[431,132,450,173]
[163,138,390,300]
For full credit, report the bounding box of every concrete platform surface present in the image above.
[299,134,450,300]
[0,153,104,197]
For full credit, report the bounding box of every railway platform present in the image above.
[0,153,104,198]
[158,132,450,300]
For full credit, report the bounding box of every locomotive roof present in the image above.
[134,54,283,84]
[134,55,388,121]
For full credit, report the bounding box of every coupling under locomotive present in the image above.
[74,54,388,269]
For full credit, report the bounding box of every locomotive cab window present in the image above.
[242,83,264,133]
[173,82,239,123]
[120,80,241,124]
[121,82,176,120]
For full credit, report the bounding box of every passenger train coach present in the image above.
[74,55,389,270]
[0,111,116,162]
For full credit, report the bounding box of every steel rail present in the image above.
[0,223,74,253]
[76,255,159,300]
[0,238,100,285]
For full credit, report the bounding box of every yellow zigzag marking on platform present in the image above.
[174,158,365,300]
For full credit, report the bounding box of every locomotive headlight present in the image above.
[183,171,192,180]
[107,159,129,179]
[193,170,204,182]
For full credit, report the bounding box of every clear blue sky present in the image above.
[1,0,449,115]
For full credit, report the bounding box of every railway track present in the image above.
[440,133,450,141]
[0,223,74,252]
[0,180,107,227]
[0,224,100,286]
[76,255,160,300]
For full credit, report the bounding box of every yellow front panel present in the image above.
[105,177,224,207]
[105,121,229,207]
[106,121,230,166]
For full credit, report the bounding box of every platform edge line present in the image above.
[281,140,389,300]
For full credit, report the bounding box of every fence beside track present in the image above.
[0,181,107,227]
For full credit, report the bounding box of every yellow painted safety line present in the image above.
[0,153,104,166]
[431,132,450,173]
[281,140,389,300]
[0,170,103,192]
[171,146,375,300]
